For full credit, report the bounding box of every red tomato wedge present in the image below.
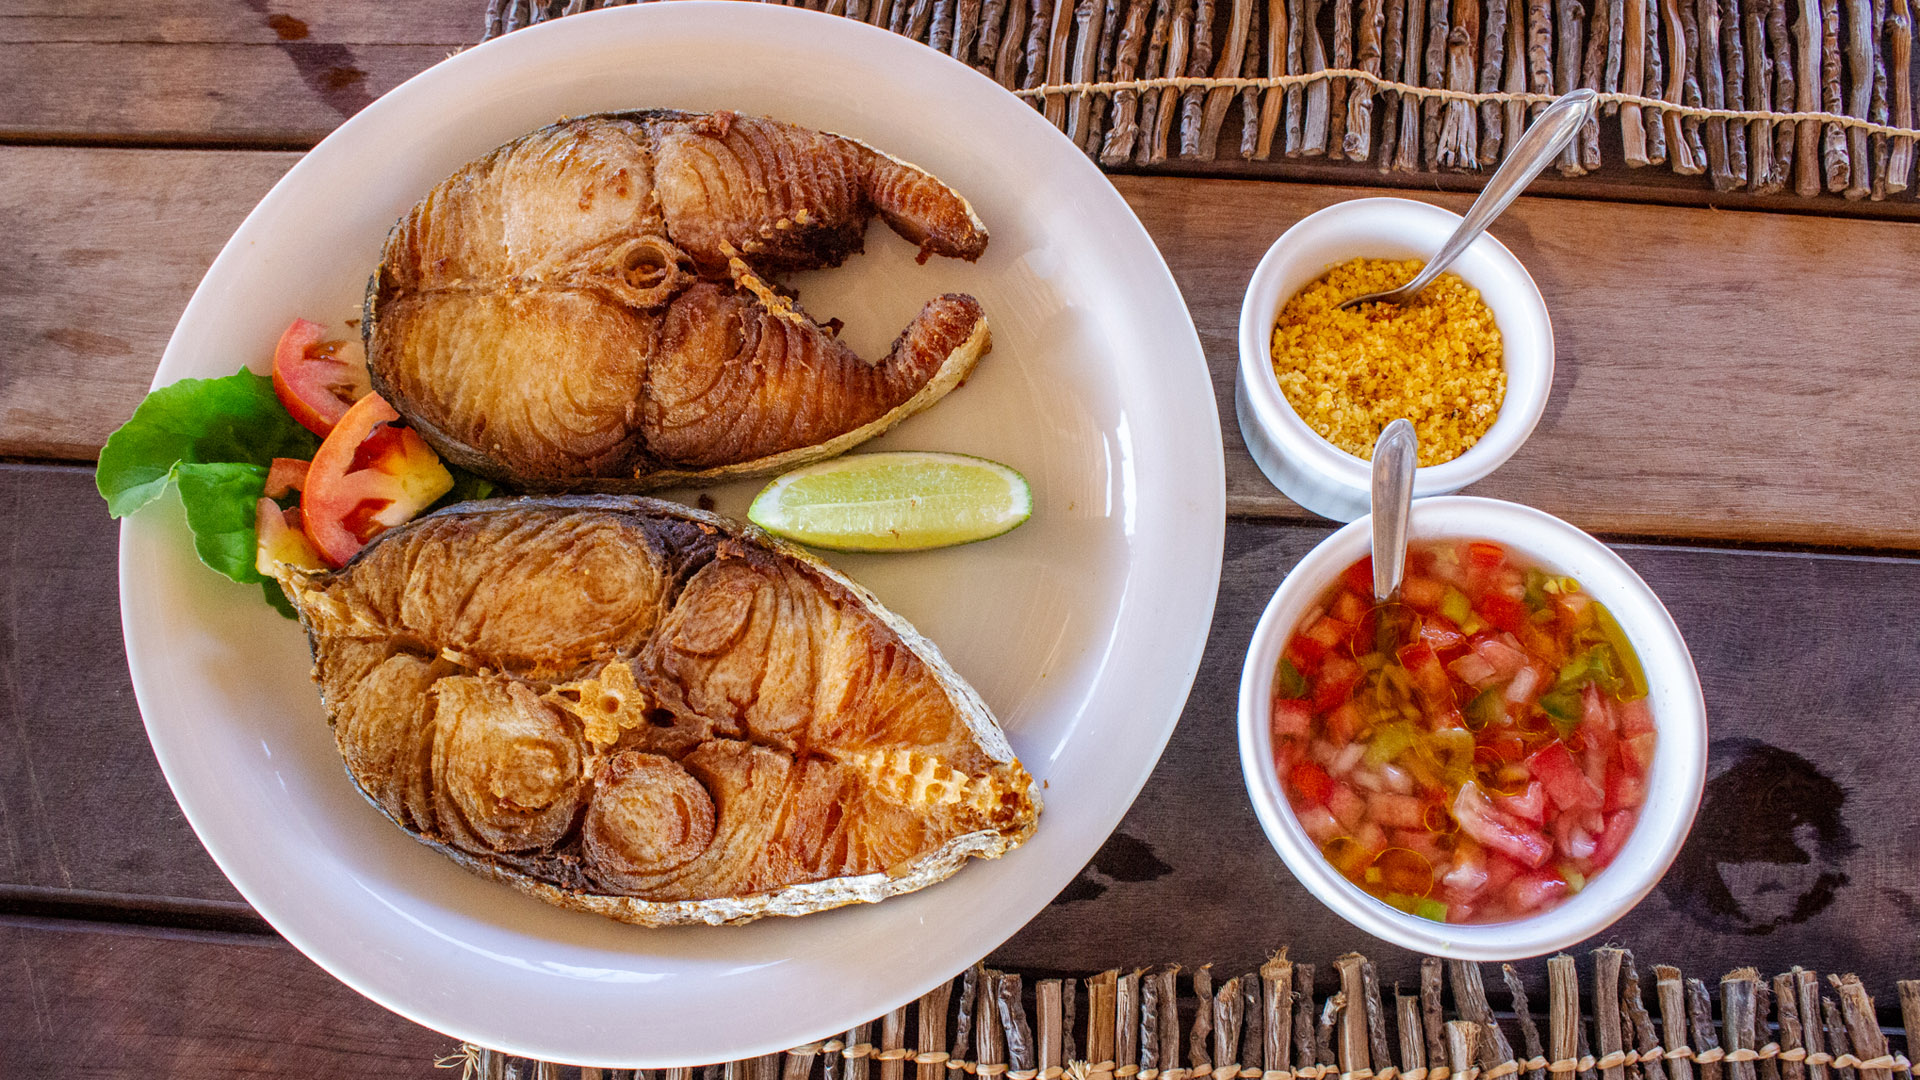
[272,318,373,437]
[301,393,452,567]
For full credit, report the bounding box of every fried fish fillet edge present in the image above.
[280,494,1040,927]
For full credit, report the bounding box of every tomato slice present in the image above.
[272,318,373,436]
[301,393,452,567]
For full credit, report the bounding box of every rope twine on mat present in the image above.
[1012,72,1920,141]
[431,949,1920,1080]
[479,0,1920,200]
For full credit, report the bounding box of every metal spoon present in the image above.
[1371,418,1418,604]
[1339,88,1598,311]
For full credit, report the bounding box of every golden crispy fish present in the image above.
[365,110,992,490]
[274,496,1038,925]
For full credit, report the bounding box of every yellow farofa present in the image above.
[1269,257,1505,467]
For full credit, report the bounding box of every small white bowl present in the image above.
[1235,198,1555,521]
[1236,496,1707,959]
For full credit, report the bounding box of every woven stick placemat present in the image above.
[435,947,1920,1079]
[481,0,1920,200]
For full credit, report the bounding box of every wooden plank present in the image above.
[0,147,299,462]
[1113,174,1920,549]
[993,518,1920,996]
[0,0,469,146]
[0,915,455,1075]
[8,154,1920,546]
[5,462,1919,1000]
[0,464,243,905]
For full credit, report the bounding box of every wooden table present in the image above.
[5,3,1920,1074]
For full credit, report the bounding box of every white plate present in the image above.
[120,4,1223,1067]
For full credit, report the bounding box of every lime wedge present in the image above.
[747,452,1033,552]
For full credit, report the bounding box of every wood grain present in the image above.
[0,464,245,905]
[0,0,468,146]
[7,153,1920,547]
[0,147,298,461]
[1112,173,1920,548]
[0,915,455,1076]
[5,462,1919,1001]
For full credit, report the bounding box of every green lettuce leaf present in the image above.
[97,371,319,619]
[97,371,318,518]
[173,461,270,583]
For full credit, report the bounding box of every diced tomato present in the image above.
[1581,683,1614,732]
[1391,828,1448,863]
[1495,780,1548,825]
[1342,556,1376,595]
[1285,634,1329,676]
[1370,792,1426,829]
[1328,782,1368,831]
[1333,590,1370,625]
[1289,761,1336,806]
[1467,542,1506,572]
[1593,810,1637,865]
[1449,651,1499,687]
[1397,641,1452,700]
[1323,701,1362,746]
[1272,698,1314,739]
[1604,765,1645,812]
[300,393,453,567]
[271,318,373,436]
[1312,655,1363,714]
[1481,848,1522,895]
[1419,615,1468,653]
[1306,615,1352,650]
[254,498,325,575]
[265,457,310,498]
[1453,781,1552,868]
[1486,734,1528,763]
[1401,575,1445,612]
[1472,634,1529,679]
[1507,868,1571,913]
[1620,732,1658,770]
[1478,593,1530,634]
[1614,697,1657,737]
[1527,742,1605,812]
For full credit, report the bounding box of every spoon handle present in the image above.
[1394,88,1597,299]
[1371,418,1419,603]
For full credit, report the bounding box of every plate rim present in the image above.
[119,3,1228,1064]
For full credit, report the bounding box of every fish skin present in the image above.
[275,496,1039,926]
[365,111,992,491]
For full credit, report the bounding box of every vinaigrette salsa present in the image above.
[1272,539,1654,924]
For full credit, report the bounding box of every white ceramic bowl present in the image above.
[1235,198,1555,521]
[1236,496,1706,959]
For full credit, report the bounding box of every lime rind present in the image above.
[747,452,1033,552]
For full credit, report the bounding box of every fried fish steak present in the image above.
[366,110,992,491]
[275,496,1038,926]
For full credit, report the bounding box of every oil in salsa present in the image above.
[1272,539,1655,924]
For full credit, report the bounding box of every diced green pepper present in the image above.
[1275,657,1310,699]
[1538,688,1583,736]
[1524,568,1551,610]
[1440,587,1473,627]
[1592,602,1650,700]
[1364,722,1419,766]
[1561,865,1587,893]
[1414,897,1450,922]
[1465,686,1507,730]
